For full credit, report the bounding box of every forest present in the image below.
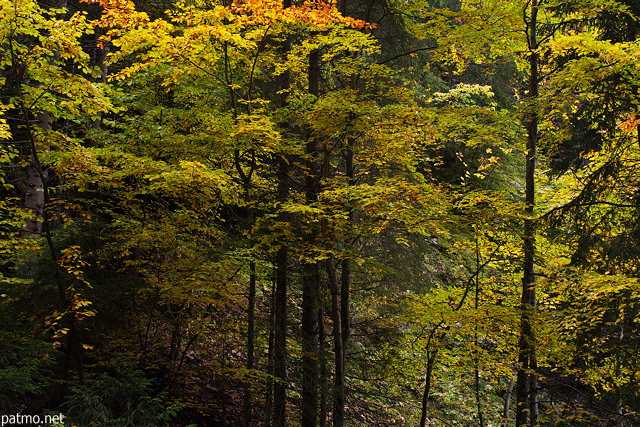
[1,0,640,425]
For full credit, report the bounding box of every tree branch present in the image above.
[378,46,437,65]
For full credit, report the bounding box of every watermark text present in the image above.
[1,413,64,426]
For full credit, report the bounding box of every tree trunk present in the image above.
[302,261,320,426]
[22,112,49,237]
[419,350,436,427]
[273,152,289,426]
[273,244,288,427]
[340,84,356,363]
[266,282,276,422]
[326,256,345,427]
[244,260,256,427]
[272,6,291,422]
[301,46,322,426]
[502,368,517,427]
[272,147,289,427]
[516,1,539,425]
[474,230,485,427]
[319,307,328,427]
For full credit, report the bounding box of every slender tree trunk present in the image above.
[516,1,539,425]
[502,369,517,427]
[319,307,328,427]
[419,350,436,427]
[266,281,276,422]
[340,259,351,354]
[244,259,256,427]
[326,256,345,427]
[474,229,485,427]
[474,359,484,426]
[236,144,257,427]
[273,244,288,427]
[301,260,320,426]
[272,113,290,427]
[273,147,289,426]
[340,82,356,363]
[22,113,49,236]
[272,5,291,421]
[301,46,322,426]
[338,1,358,410]
[314,10,330,427]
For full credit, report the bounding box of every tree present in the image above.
[1,0,116,394]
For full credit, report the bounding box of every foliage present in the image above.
[1,0,640,425]
[64,364,182,426]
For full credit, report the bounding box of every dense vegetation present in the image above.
[2,0,640,425]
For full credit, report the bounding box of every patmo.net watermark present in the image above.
[1,413,64,426]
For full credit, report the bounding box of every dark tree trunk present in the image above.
[266,282,276,422]
[502,369,517,427]
[273,244,288,427]
[272,154,289,427]
[341,89,355,362]
[516,1,539,425]
[326,256,345,427]
[301,46,322,426]
[419,350,436,427]
[319,307,328,427]
[474,230,485,427]
[272,6,291,422]
[302,262,320,426]
[244,259,256,427]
